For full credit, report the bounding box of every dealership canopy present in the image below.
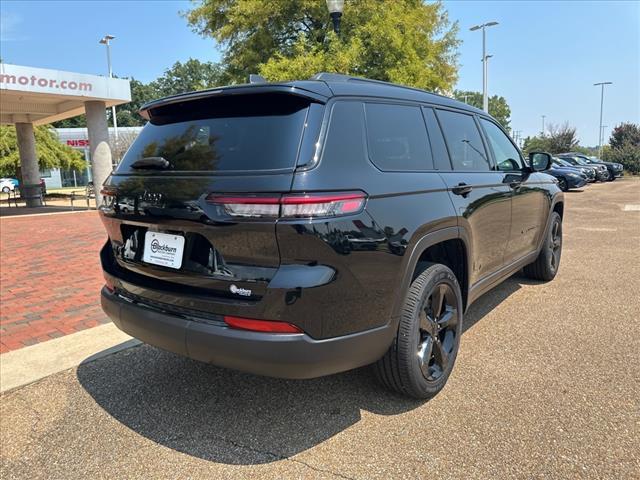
[0,63,131,206]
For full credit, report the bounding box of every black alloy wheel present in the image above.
[524,211,562,281]
[548,217,562,275]
[417,283,459,382]
[374,262,463,399]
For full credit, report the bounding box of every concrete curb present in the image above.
[0,323,140,393]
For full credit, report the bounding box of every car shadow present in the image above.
[77,275,526,465]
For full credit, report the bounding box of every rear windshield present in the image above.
[116,93,310,173]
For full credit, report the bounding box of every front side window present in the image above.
[436,110,491,171]
[480,119,523,171]
[364,103,433,171]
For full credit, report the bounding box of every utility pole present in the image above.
[594,81,612,157]
[600,125,608,154]
[541,115,546,136]
[470,21,498,112]
[99,34,119,160]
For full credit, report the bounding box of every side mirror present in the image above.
[529,152,552,172]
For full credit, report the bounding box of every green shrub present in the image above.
[602,144,640,174]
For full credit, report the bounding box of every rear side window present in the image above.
[364,103,433,171]
[436,110,491,171]
[117,93,310,173]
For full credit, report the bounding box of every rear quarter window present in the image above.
[364,103,434,171]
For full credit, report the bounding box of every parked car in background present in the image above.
[579,155,623,181]
[546,159,588,191]
[552,158,595,182]
[0,178,16,193]
[98,73,564,399]
[559,154,609,181]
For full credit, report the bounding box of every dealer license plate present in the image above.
[142,232,185,269]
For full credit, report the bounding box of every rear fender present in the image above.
[389,226,469,326]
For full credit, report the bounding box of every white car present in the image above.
[0,178,16,193]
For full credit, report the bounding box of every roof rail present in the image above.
[310,72,446,98]
[310,72,353,82]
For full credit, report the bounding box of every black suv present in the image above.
[99,74,564,399]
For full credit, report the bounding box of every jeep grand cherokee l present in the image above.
[99,73,564,399]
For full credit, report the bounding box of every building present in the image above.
[42,126,142,189]
[0,63,131,206]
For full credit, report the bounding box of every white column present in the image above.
[15,122,42,208]
[85,101,113,207]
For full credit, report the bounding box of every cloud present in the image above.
[0,12,28,42]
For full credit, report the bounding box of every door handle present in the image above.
[451,183,473,196]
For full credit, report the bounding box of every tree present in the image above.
[114,78,159,127]
[521,123,579,155]
[521,135,549,155]
[0,125,85,177]
[52,114,86,129]
[153,59,224,97]
[452,90,511,130]
[604,122,640,174]
[185,0,460,92]
[544,122,579,154]
[609,122,640,149]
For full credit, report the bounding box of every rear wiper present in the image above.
[130,157,171,170]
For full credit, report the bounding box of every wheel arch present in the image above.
[391,227,470,323]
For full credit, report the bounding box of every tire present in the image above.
[1,187,9,193]
[607,171,615,182]
[557,177,568,192]
[523,211,562,281]
[600,170,610,182]
[374,263,463,399]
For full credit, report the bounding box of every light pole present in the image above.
[99,34,118,157]
[594,81,612,156]
[326,0,344,34]
[541,115,546,136]
[485,54,493,111]
[470,21,498,112]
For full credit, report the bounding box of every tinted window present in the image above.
[480,119,523,171]
[117,94,309,173]
[423,107,452,170]
[436,110,491,171]
[364,103,433,171]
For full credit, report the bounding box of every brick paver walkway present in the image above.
[0,211,108,353]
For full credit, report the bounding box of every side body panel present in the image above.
[284,99,457,337]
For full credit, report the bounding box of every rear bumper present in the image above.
[101,287,393,379]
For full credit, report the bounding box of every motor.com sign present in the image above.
[0,63,130,101]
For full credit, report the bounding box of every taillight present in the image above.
[224,315,303,334]
[206,195,280,218]
[205,192,366,219]
[281,193,365,218]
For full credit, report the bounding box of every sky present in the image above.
[1,0,638,146]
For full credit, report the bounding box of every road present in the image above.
[1,179,639,479]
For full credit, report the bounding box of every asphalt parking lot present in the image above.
[1,179,639,479]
